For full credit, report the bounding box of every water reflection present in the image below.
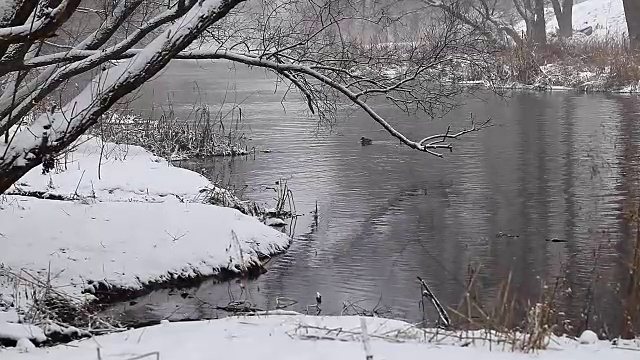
[105,61,640,335]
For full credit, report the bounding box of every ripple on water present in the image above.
[101,65,640,335]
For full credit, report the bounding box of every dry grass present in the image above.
[447,265,574,352]
[265,178,296,219]
[493,37,640,90]
[95,101,249,160]
[0,266,125,340]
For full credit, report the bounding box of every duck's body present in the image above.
[360,136,373,146]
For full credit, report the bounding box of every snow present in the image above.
[1,314,638,359]
[579,330,599,344]
[0,136,289,314]
[516,0,627,40]
[0,323,46,343]
[0,195,289,301]
[613,80,640,93]
[8,136,212,203]
[265,217,286,226]
[15,338,35,352]
[559,0,627,39]
[0,0,228,173]
[0,309,19,324]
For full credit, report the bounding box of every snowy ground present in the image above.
[0,196,289,299]
[502,0,637,92]
[516,0,627,40]
[566,0,627,39]
[1,313,639,359]
[0,136,290,326]
[6,137,212,203]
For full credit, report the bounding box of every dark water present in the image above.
[107,61,640,335]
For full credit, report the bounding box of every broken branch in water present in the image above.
[417,276,451,328]
[418,118,493,150]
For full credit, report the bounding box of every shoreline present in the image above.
[458,79,640,94]
[0,136,291,344]
[1,313,638,358]
[84,246,283,307]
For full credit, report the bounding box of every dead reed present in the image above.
[495,36,640,90]
[95,101,249,160]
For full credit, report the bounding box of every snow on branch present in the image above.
[0,0,81,44]
[0,1,193,135]
[0,0,243,192]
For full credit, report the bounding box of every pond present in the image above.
[106,60,640,336]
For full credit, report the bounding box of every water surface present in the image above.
[109,61,640,335]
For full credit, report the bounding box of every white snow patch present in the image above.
[15,338,35,352]
[516,0,627,40]
[265,217,286,227]
[579,330,599,344]
[564,0,627,39]
[0,195,289,301]
[0,323,46,343]
[0,309,19,323]
[8,136,212,203]
[0,314,639,360]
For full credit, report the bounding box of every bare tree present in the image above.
[422,0,529,46]
[623,0,640,51]
[512,0,545,44]
[550,0,572,38]
[0,0,495,193]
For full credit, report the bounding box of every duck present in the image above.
[360,136,373,146]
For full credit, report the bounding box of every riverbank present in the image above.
[0,136,290,343]
[506,0,636,93]
[1,313,638,358]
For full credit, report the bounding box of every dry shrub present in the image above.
[498,43,542,84]
[95,102,249,160]
[451,266,571,352]
[498,36,640,90]
[0,266,123,339]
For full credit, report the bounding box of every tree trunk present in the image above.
[531,0,546,44]
[624,0,640,51]
[551,0,573,38]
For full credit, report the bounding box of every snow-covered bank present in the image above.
[565,0,627,39]
[490,0,639,92]
[1,314,638,359]
[516,0,627,40]
[0,136,290,327]
[5,136,261,214]
[0,196,289,300]
[7,137,214,203]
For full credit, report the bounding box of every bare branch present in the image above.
[0,0,498,194]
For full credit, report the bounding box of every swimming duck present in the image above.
[360,136,373,146]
